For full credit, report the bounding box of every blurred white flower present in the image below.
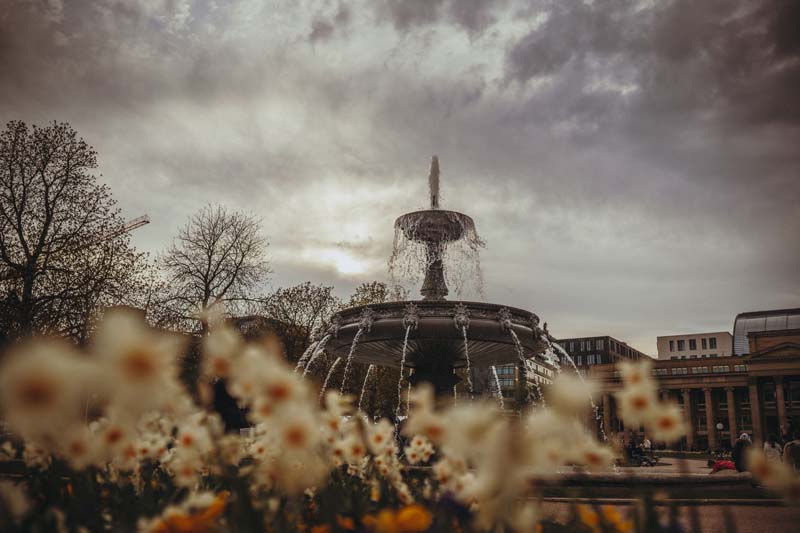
[548,373,595,417]
[408,384,435,413]
[217,435,246,466]
[94,309,184,415]
[60,424,98,470]
[176,421,213,456]
[747,448,796,492]
[0,341,88,440]
[405,434,434,465]
[96,418,134,458]
[166,451,202,488]
[324,391,353,418]
[404,445,423,464]
[198,302,226,331]
[403,409,446,445]
[648,402,688,443]
[202,326,241,379]
[227,346,271,403]
[0,481,30,523]
[616,383,658,425]
[134,435,168,462]
[366,419,393,455]
[440,404,499,458]
[341,435,367,464]
[619,360,653,387]
[572,441,616,472]
[510,502,539,533]
[275,406,321,454]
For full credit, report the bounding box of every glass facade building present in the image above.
[732,308,800,355]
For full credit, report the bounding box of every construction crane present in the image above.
[0,215,150,282]
[102,215,150,242]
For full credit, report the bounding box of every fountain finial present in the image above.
[429,155,440,209]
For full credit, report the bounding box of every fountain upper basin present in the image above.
[326,301,546,369]
[395,210,475,243]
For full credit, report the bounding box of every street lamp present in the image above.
[716,422,724,452]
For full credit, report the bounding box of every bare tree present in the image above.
[347,281,408,308]
[0,120,151,341]
[161,204,269,331]
[262,282,342,362]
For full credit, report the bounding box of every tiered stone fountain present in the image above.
[299,157,555,402]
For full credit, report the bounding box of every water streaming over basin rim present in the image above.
[326,300,548,369]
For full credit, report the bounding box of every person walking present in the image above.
[732,432,752,472]
[764,433,782,462]
[784,430,800,472]
[642,435,653,461]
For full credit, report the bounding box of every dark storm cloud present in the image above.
[375,0,506,35]
[309,2,352,43]
[0,0,797,352]
[498,0,800,239]
[375,0,446,31]
[505,0,800,127]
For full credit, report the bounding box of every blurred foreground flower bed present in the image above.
[0,310,798,532]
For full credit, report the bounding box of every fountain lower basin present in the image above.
[326,301,545,369]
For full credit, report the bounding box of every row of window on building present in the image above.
[493,362,553,390]
[670,354,719,360]
[558,338,643,361]
[615,364,748,378]
[571,354,604,366]
[659,365,747,376]
[669,337,718,352]
[562,339,605,352]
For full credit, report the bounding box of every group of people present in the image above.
[622,434,656,466]
[731,430,800,473]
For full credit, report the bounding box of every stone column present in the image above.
[682,388,695,450]
[704,388,716,450]
[726,387,737,447]
[775,376,787,436]
[603,393,612,437]
[748,379,763,444]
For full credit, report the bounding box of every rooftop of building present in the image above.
[734,307,800,319]
[656,331,732,340]
[556,334,646,349]
[732,307,800,355]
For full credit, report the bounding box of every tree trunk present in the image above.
[18,267,36,336]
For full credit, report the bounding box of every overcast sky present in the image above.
[1,0,798,354]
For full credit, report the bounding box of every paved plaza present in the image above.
[542,458,799,532]
[539,502,800,533]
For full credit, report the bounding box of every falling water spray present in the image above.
[358,364,375,412]
[319,357,342,403]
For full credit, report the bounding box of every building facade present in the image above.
[479,358,555,407]
[556,336,648,377]
[656,331,733,360]
[590,328,800,450]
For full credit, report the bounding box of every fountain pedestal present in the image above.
[420,252,448,301]
[407,350,461,395]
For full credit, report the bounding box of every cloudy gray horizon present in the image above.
[2,0,798,354]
